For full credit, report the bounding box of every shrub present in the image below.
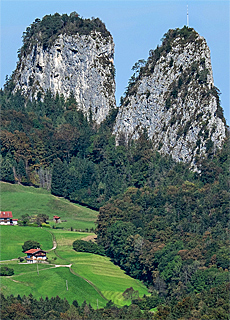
[27,223,38,227]
[0,266,14,276]
[73,240,105,255]
[41,223,51,228]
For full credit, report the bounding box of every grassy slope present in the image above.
[0,226,53,260]
[52,229,91,247]
[53,229,149,305]
[0,183,149,307]
[0,265,106,308]
[0,182,98,230]
[56,247,148,306]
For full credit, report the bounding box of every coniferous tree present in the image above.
[0,154,14,183]
[51,158,67,197]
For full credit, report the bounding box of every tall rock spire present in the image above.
[114,27,226,168]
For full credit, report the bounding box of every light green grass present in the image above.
[0,182,98,230]
[0,226,53,260]
[0,264,106,308]
[52,229,93,247]
[56,247,149,306]
[0,186,149,307]
[0,262,54,274]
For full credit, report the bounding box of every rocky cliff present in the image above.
[12,13,116,124]
[114,27,227,167]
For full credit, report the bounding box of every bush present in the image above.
[41,223,51,228]
[27,223,38,227]
[0,266,14,276]
[73,240,105,255]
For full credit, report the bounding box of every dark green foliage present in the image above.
[211,86,226,125]
[51,158,67,197]
[96,139,230,302]
[188,267,229,293]
[16,158,28,184]
[0,155,15,183]
[22,240,41,252]
[72,239,105,255]
[122,287,139,300]
[0,294,70,320]
[0,266,14,276]
[19,13,111,58]
[36,213,49,226]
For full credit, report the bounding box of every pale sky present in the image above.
[1,0,229,124]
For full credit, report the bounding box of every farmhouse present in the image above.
[25,248,47,263]
[0,211,17,225]
[53,215,61,223]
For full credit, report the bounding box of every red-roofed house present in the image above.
[53,215,61,223]
[0,211,15,225]
[24,248,47,263]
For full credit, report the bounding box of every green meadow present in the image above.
[52,229,92,247]
[0,226,53,260]
[0,182,149,307]
[0,182,98,230]
[0,265,106,308]
[57,247,149,306]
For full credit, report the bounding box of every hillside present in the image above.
[0,183,149,308]
[0,182,98,230]
[0,224,148,309]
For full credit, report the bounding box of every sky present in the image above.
[0,0,229,125]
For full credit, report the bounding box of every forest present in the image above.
[0,86,229,319]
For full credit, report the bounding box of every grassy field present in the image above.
[0,183,149,307]
[0,182,98,230]
[0,226,53,260]
[56,246,149,306]
[52,229,93,247]
[0,265,106,308]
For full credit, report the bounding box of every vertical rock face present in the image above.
[13,19,116,124]
[114,27,227,167]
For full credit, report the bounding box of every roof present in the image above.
[53,215,60,219]
[24,248,46,254]
[0,211,13,218]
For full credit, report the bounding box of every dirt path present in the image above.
[0,259,18,262]
[46,230,57,251]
